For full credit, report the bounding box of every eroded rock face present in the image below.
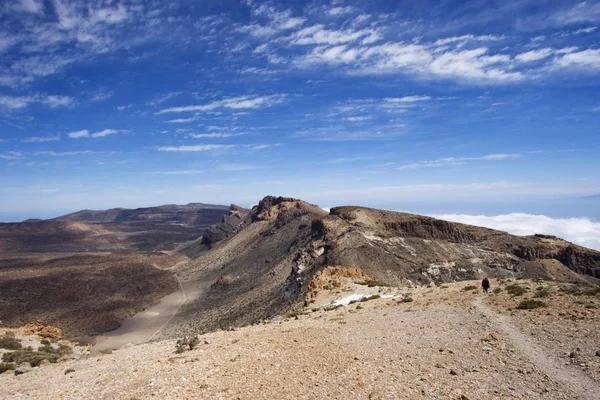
[169,196,600,338]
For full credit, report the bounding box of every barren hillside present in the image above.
[2,279,599,400]
[159,196,600,339]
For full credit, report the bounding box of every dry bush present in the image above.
[516,299,547,310]
[211,275,234,289]
[175,335,200,353]
[462,285,478,292]
[0,335,22,350]
[506,284,528,296]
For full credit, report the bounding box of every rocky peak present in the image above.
[251,196,327,222]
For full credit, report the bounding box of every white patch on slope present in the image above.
[431,213,600,251]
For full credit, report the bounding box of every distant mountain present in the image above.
[54,202,230,225]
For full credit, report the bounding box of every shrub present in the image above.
[493,288,502,294]
[358,279,389,287]
[0,362,15,374]
[211,275,233,289]
[534,288,551,298]
[175,336,200,353]
[516,300,547,310]
[506,284,528,296]
[462,285,478,292]
[0,335,22,350]
[401,296,414,303]
[2,350,60,367]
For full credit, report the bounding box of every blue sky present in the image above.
[1,0,600,222]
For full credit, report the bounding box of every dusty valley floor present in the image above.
[2,279,599,400]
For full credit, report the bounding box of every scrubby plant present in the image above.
[0,362,15,374]
[462,285,478,292]
[0,335,22,350]
[210,275,233,289]
[358,279,389,287]
[493,288,502,294]
[506,284,528,296]
[2,350,59,367]
[516,299,547,310]
[534,288,551,298]
[401,296,414,303]
[175,335,200,353]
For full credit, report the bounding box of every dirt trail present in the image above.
[93,277,201,351]
[474,296,600,400]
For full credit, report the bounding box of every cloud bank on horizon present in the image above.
[434,213,600,251]
[0,0,599,221]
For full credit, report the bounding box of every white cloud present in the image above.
[90,89,114,102]
[157,94,287,114]
[555,49,600,69]
[327,6,355,16]
[385,95,431,103]
[156,144,234,152]
[188,133,244,138]
[166,117,198,123]
[148,92,183,107]
[346,116,371,122]
[515,48,554,62]
[0,151,24,160]
[23,135,61,143]
[433,34,503,46]
[396,153,521,170]
[0,95,34,109]
[0,94,73,109]
[68,128,120,138]
[13,0,45,14]
[67,129,89,139]
[292,25,380,45]
[42,95,73,107]
[433,213,600,251]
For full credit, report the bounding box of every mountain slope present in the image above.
[55,203,229,225]
[161,196,600,339]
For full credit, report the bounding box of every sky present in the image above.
[1,0,600,238]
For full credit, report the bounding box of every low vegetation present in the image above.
[1,343,72,367]
[0,335,22,350]
[358,279,389,287]
[175,335,200,353]
[534,287,551,298]
[516,299,547,310]
[0,362,15,374]
[506,284,528,296]
[211,275,234,289]
[462,285,478,292]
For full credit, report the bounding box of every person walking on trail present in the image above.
[482,277,490,293]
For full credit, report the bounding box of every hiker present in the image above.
[482,277,490,293]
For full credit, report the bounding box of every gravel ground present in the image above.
[1,280,599,400]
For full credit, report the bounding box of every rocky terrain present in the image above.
[158,196,600,339]
[1,278,599,399]
[0,202,230,341]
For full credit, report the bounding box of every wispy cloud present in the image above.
[157,94,287,114]
[23,135,61,143]
[156,144,234,152]
[188,133,245,138]
[0,94,73,109]
[148,92,182,107]
[166,117,198,123]
[90,89,114,102]
[396,153,522,170]
[0,151,24,160]
[68,129,121,139]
